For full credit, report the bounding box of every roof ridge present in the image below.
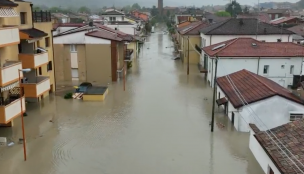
[184,21,206,34]
[211,38,239,56]
[205,18,232,34]
[245,70,277,94]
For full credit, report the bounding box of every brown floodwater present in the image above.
[0,26,263,174]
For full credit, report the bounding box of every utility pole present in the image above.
[187,36,189,75]
[123,61,126,91]
[211,57,218,132]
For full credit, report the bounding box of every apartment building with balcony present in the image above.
[0,0,25,126]
[14,0,55,102]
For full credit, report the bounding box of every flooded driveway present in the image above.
[0,26,263,174]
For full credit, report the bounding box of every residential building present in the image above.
[270,16,303,26]
[202,38,304,88]
[163,7,179,16]
[130,11,149,22]
[200,18,294,48]
[105,21,140,35]
[237,12,271,23]
[16,1,54,102]
[177,21,209,64]
[249,120,304,174]
[0,0,24,127]
[51,13,70,23]
[101,9,125,22]
[52,23,86,35]
[216,69,304,132]
[204,12,230,24]
[266,9,291,20]
[174,15,203,25]
[53,24,136,86]
[287,24,304,43]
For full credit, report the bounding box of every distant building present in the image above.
[163,7,178,16]
[101,9,125,22]
[266,9,291,20]
[51,13,70,23]
[158,0,163,15]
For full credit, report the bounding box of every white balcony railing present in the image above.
[0,27,19,47]
[0,97,25,124]
[0,61,23,87]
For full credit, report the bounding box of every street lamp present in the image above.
[18,68,31,161]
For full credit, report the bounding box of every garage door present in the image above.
[71,69,79,78]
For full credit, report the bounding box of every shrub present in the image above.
[64,92,73,99]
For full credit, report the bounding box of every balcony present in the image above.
[21,76,50,98]
[0,61,23,87]
[125,49,134,61]
[19,49,49,69]
[0,96,25,124]
[0,27,19,47]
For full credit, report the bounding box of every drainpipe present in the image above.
[257,57,260,74]
[51,31,57,91]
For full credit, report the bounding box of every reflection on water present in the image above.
[0,25,263,174]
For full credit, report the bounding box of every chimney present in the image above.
[264,28,267,33]
[239,19,244,25]
[208,18,213,23]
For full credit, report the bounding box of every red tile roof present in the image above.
[270,16,298,25]
[288,24,304,36]
[217,69,304,108]
[203,38,304,57]
[178,21,209,35]
[253,120,304,174]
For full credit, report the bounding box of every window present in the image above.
[290,65,294,74]
[47,61,53,71]
[45,37,50,47]
[110,17,116,21]
[122,16,124,21]
[263,65,269,75]
[268,167,274,174]
[39,67,42,75]
[290,112,304,121]
[70,45,77,52]
[37,40,41,47]
[20,12,27,24]
[281,65,285,69]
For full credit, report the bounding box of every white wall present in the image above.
[53,31,111,44]
[0,27,19,46]
[200,33,292,47]
[249,128,282,174]
[106,24,136,35]
[207,56,303,88]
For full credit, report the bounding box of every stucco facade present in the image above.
[206,55,303,88]
[217,87,304,132]
[180,36,201,64]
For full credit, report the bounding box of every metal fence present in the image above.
[33,11,51,22]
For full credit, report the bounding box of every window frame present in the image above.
[263,65,269,75]
[20,12,27,24]
[70,44,77,52]
[47,61,53,72]
[38,67,42,75]
[45,37,50,47]
[290,65,294,74]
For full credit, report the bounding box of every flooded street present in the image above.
[0,26,263,174]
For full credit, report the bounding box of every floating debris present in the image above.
[7,142,14,147]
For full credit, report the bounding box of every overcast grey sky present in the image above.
[31,0,300,8]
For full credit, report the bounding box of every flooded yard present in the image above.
[0,27,263,174]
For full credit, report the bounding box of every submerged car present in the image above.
[74,82,93,93]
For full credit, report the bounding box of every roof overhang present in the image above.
[19,28,48,40]
[0,7,18,17]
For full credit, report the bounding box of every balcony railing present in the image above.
[0,61,23,87]
[125,49,134,61]
[0,27,19,47]
[19,49,48,68]
[0,95,25,124]
[21,76,50,98]
[33,11,52,22]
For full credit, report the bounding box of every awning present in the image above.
[0,81,18,92]
[19,28,48,39]
[0,7,18,17]
[216,97,228,106]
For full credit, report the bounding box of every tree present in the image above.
[33,6,41,12]
[225,0,242,17]
[123,5,132,12]
[78,6,90,14]
[151,6,158,17]
[166,10,170,17]
[243,6,249,14]
[215,11,231,17]
[49,7,63,13]
[132,3,141,10]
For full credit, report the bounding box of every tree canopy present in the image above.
[132,3,141,10]
[243,6,249,14]
[151,6,158,17]
[225,0,242,17]
[78,6,90,13]
[215,11,231,17]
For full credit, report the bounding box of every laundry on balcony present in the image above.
[0,81,18,92]
[0,7,18,17]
